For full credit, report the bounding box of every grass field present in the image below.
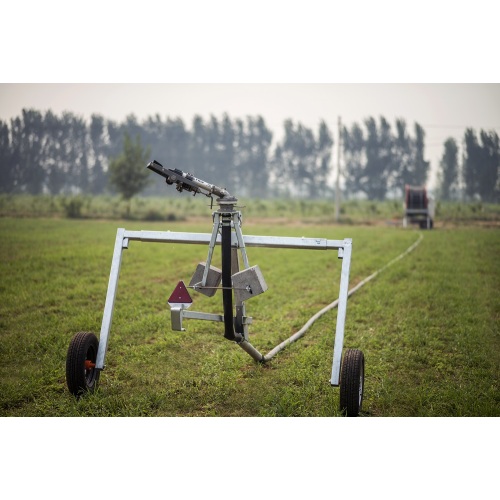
[0,216,499,416]
[1,193,499,226]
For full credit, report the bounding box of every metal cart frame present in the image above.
[94,215,353,386]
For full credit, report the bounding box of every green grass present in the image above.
[1,193,499,226]
[0,217,498,416]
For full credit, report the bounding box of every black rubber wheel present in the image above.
[66,332,100,396]
[339,349,365,416]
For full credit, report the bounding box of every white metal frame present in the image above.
[94,224,353,386]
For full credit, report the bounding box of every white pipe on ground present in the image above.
[238,233,424,363]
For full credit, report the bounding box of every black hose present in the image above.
[221,220,236,340]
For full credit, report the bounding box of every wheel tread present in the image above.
[66,331,99,396]
[339,348,364,416]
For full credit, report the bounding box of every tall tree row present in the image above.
[270,120,333,198]
[342,117,429,200]
[1,109,118,195]
[437,129,499,202]
[0,109,325,199]
[463,129,499,202]
[0,109,498,202]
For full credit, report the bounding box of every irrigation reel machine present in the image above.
[66,161,365,416]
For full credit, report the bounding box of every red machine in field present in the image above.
[403,185,434,229]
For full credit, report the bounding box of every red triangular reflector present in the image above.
[168,281,193,304]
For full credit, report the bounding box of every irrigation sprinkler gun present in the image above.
[65,160,365,416]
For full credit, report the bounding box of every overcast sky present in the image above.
[2,83,499,189]
[2,83,500,134]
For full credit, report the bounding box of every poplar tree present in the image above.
[108,132,150,215]
[437,138,459,200]
[0,120,13,192]
[477,130,500,202]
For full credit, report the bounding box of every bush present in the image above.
[142,209,164,221]
[62,197,84,218]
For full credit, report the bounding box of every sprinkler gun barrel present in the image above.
[147,160,231,199]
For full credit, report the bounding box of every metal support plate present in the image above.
[189,263,222,297]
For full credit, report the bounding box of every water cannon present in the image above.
[146,160,232,202]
